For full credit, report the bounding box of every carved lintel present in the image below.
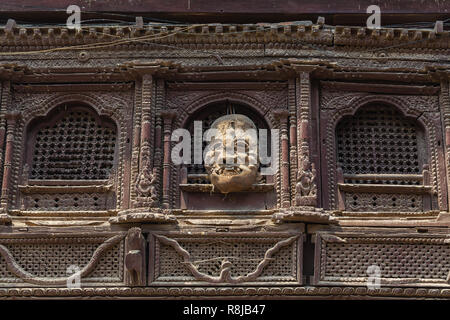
[125,227,146,286]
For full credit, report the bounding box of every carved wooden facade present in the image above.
[0,22,449,299]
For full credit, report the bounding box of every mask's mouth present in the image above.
[216,164,243,176]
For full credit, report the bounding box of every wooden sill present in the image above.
[18,184,114,193]
[337,183,432,194]
[180,183,274,193]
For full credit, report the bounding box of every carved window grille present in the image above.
[27,107,117,180]
[335,104,431,212]
[19,104,118,212]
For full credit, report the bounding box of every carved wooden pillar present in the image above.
[134,74,160,208]
[440,78,450,210]
[0,82,7,192]
[161,111,176,209]
[274,110,290,208]
[129,79,142,204]
[1,112,19,209]
[288,79,298,201]
[139,74,153,171]
[295,71,317,207]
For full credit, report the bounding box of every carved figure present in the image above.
[295,155,317,206]
[204,114,259,194]
[125,227,146,286]
[136,165,158,203]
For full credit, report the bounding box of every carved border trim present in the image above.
[0,286,449,299]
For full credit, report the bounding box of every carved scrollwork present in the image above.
[0,234,125,285]
[155,234,299,284]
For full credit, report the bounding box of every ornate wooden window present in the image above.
[178,100,276,210]
[184,101,270,184]
[19,104,118,212]
[335,104,431,213]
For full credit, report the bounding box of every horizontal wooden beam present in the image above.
[338,183,432,194]
[0,1,448,14]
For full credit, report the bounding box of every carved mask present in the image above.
[204,114,259,194]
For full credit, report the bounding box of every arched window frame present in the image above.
[172,94,279,210]
[24,103,119,182]
[320,94,447,214]
[15,97,125,214]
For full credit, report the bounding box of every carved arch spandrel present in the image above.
[11,91,133,212]
[320,93,446,211]
[174,91,281,130]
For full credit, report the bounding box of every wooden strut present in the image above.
[155,234,298,284]
[0,234,125,285]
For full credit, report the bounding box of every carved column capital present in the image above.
[273,109,290,121]
[5,111,21,122]
[160,110,177,122]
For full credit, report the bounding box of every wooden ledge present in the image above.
[18,184,114,194]
[180,183,274,193]
[338,183,432,194]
